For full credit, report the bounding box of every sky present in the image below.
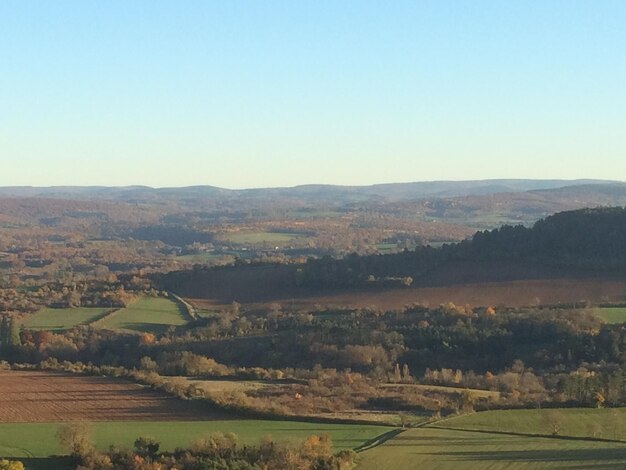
[1,1,625,189]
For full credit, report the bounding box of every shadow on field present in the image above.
[111,322,173,333]
[389,435,489,446]
[429,448,626,464]
[20,457,72,470]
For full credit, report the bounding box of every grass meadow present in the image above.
[356,426,626,470]
[220,231,307,244]
[22,307,112,331]
[437,408,626,440]
[0,420,391,459]
[595,307,626,324]
[96,296,188,333]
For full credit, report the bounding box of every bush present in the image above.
[0,460,25,470]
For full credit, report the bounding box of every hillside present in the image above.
[298,207,626,288]
[160,207,626,306]
[414,183,626,229]
[2,181,626,236]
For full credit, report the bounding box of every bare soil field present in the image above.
[190,278,626,310]
[0,370,227,423]
[168,258,626,310]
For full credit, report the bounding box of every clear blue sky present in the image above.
[1,1,625,188]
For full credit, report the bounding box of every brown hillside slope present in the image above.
[188,277,626,310]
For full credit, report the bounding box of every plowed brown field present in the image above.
[0,370,226,423]
[191,278,626,311]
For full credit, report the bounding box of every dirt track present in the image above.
[0,370,225,423]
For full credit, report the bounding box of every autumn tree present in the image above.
[402,364,411,383]
[392,363,402,383]
[134,436,160,460]
[56,422,93,457]
[0,460,24,470]
[301,433,333,460]
[542,411,562,436]
[594,391,606,409]
[8,317,20,347]
[0,316,7,351]
[0,315,21,352]
[458,389,476,412]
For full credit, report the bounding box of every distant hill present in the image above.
[3,180,626,244]
[408,183,626,229]
[0,179,618,202]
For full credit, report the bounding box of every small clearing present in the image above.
[22,307,111,331]
[96,296,188,333]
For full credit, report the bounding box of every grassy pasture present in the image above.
[595,307,626,324]
[438,408,626,440]
[375,243,398,253]
[96,296,188,333]
[357,426,626,469]
[0,420,392,459]
[22,307,111,331]
[220,231,307,244]
[379,383,500,399]
[174,377,269,394]
[175,252,223,262]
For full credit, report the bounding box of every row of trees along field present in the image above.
[4,300,626,413]
[0,315,20,351]
[51,421,356,470]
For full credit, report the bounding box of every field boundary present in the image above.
[89,307,124,328]
[429,423,626,444]
[88,308,118,325]
[186,394,398,427]
[0,444,34,458]
[168,292,198,320]
[354,428,404,453]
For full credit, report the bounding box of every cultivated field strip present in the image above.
[190,278,626,310]
[0,370,224,423]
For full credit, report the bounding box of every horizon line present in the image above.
[0,177,622,192]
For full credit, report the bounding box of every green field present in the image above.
[96,296,188,333]
[0,420,391,460]
[221,231,306,244]
[357,426,626,469]
[175,252,224,262]
[5,407,626,470]
[375,243,398,253]
[595,307,626,324]
[22,307,111,331]
[438,408,626,440]
[358,408,626,469]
